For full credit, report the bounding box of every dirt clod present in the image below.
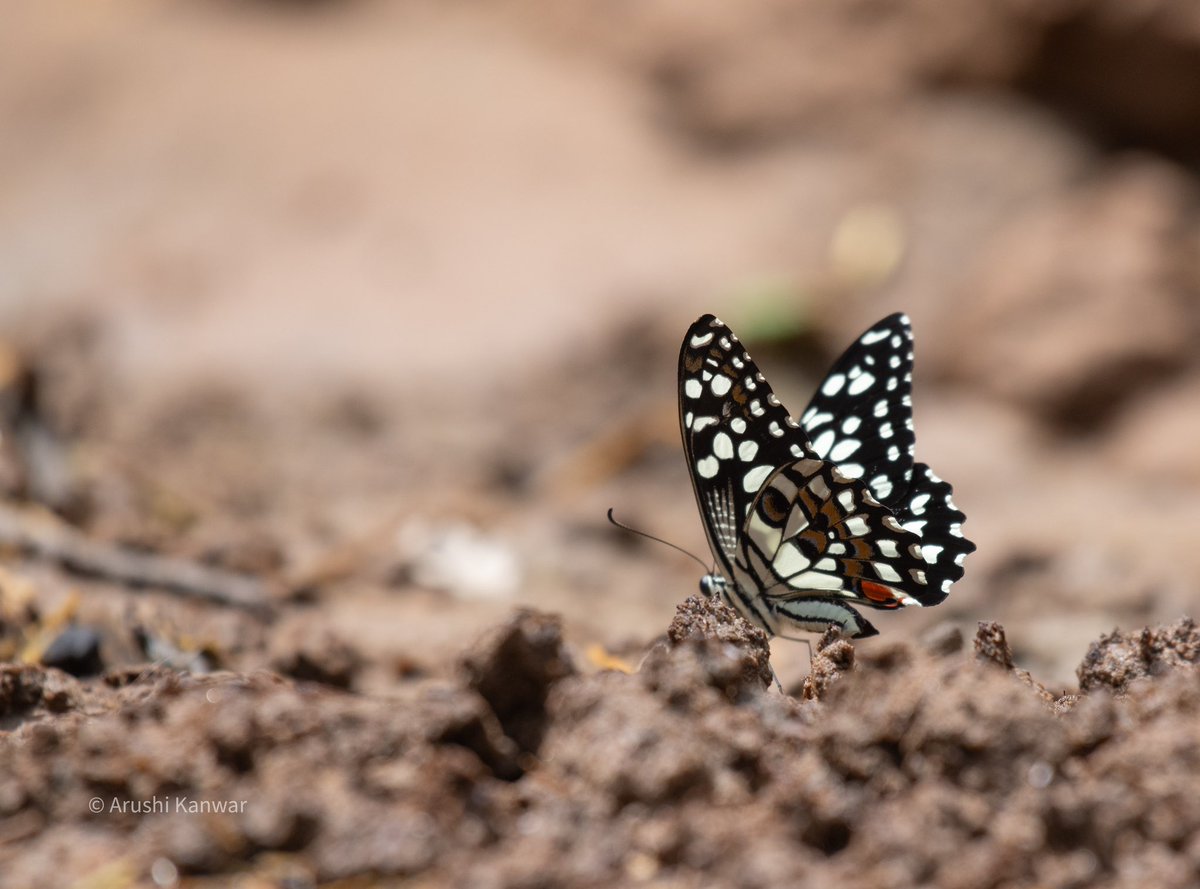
[665,594,774,696]
[460,608,575,754]
[1077,616,1200,694]
[800,627,855,702]
[974,620,1015,669]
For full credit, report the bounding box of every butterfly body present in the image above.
[679,313,974,639]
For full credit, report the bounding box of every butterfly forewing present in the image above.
[801,313,915,506]
[890,462,976,603]
[678,315,817,581]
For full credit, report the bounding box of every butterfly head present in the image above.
[699,572,728,600]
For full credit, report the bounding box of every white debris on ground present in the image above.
[396,520,521,601]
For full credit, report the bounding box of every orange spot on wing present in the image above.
[861,581,902,608]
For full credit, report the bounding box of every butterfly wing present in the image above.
[678,314,816,586]
[889,462,976,604]
[741,455,942,633]
[800,313,916,506]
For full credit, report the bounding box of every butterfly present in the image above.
[679,312,974,639]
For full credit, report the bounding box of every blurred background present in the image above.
[2,0,1199,689]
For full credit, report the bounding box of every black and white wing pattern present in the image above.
[800,313,915,506]
[679,313,974,640]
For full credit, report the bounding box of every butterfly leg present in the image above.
[775,634,814,662]
[768,664,785,694]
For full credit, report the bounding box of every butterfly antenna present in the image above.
[606,509,710,572]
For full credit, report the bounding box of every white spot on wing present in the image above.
[844,517,870,537]
[848,372,876,396]
[713,432,734,460]
[875,563,902,583]
[861,328,890,345]
[711,375,732,397]
[822,374,846,396]
[773,544,811,578]
[697,456,719,478]
[789,571,845,591]
[730,418,747,434]
[684,379,703,399]
[830,439,861,462]
[738,440,759,461]
[690,332,714,347]
[807,476,831,500]
[812,429,836,457]
[742,465,773,493]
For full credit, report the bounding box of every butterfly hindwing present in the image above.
[742,458,939,613]
[801,313,915,506]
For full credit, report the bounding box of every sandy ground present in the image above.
[3,1,1200,886]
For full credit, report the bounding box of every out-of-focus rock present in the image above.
[937,158,1200,429]
[40,626,104,678]
[0,663,84,719]
[1103,375,1200,486]
[459,608,575,753]
[268,620,363,689]
[920,621,964,657]
[521,0,1069,145]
